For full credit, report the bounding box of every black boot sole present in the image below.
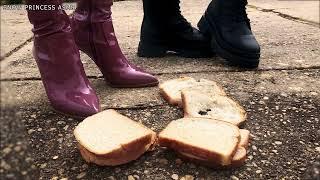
[198,15,260,68]
[137,41,214,58]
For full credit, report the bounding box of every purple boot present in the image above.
[26,0,100,118]
[71,0,159,88]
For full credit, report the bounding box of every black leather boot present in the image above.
[198,0,260,68]
[138,0,213,58]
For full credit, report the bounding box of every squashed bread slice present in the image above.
[159,77,226,107]
[182,90,247,126]
[158,118,240,165]
[74,110,156,166]
[176,129,250,168]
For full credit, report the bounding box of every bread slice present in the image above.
[159,77,226,107]
[74,110,156,166]
[158,118,241,165]
[176,129,250,168]
[182,90,247,126]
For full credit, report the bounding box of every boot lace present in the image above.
[169,1,193,32]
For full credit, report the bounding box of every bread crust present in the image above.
[159,77,227,107]
[78,132,157,166]
[159,77,195,107]
[176,147,247,168]
[239,129,250,150]
[159,87,181,106]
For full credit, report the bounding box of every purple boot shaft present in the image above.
[26,0,100,118]
[71,0,159,88]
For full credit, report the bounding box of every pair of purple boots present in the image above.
[27,0,159,118]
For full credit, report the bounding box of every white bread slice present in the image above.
[182,90,247,126]
[176,129,250,168]
[158,118,240,165]
[74,110,156,166]
[159,77,226,107]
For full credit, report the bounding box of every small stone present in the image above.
[40,163,47,169]
[108,176,116,180]
[21,171,27,175]
[6,174,14,178]
[316,147,320,153]
[144,170,149,174]
[14,146,22,152]
[82,164,88,169]
[51,177,59,180]
[263,96,269,100]
[57,121,66,125]
[30,114,37,118]
[133,175,140,180]
[37,128,42,131]
[256,170,262,174]
[180,175,194,180]
[28,129,35,134]
[1,160,11,170]
[230,175,239,180]
[275,141,282,145]
[53,156,59,160]
[310,92,318,96]
[175,158,183,165]
[60,178,68,180]
[252,145,257,151]
[171,174,179,180]
[188,163,196,169]
[57,138,63,143]
[58,169,65,174]
[2,147,12,154]
[63,125,69,131]
[299,167,306,171]
[76,172,86,179]
[115,168,121,173]
[128,175,135,180]
[159,158,168,165]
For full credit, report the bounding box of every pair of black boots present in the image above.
[138,0,260,68]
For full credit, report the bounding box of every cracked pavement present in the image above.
[1,0,320,179]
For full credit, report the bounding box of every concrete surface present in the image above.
[250,0,320,25]
[1,0,320,179]
[0,3,75,59]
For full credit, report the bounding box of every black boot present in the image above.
[138,0,213,58]
[198,0,260,68]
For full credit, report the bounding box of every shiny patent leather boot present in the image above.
[198,0,260,68]
[71,0,159,88]
[26,0,100,117]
